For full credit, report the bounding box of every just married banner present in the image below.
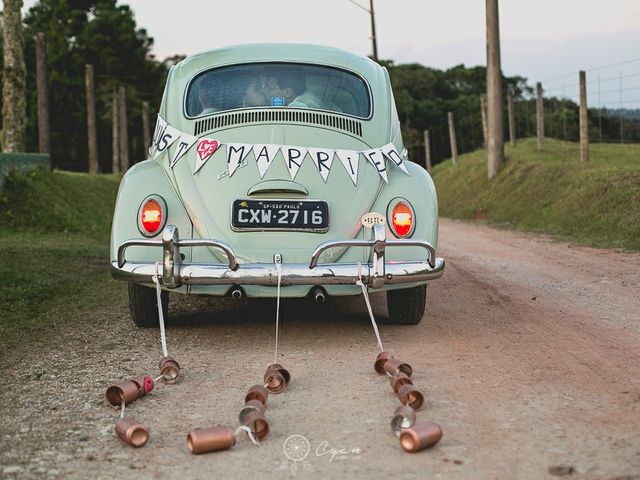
[150,115,409,185]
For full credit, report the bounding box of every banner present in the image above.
[153,115,413,186]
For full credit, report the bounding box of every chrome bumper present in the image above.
[111,224,445,289]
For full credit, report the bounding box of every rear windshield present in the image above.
[185,63,371,118]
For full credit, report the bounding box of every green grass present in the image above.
[0,169,122,344]
[432,138,640,250]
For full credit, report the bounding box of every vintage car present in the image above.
[110,44,445,327]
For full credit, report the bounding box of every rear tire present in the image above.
[128,283,168,328]
[385,285,427,325]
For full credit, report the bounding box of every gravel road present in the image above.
[2,219,639,479]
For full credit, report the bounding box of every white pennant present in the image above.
[361,148,388,184]
[253,144,281,179]
[152,119,181,159]
[284,146,308,181]
[170,134,198,168]
[335,149,360,186]
[226,143,252,177]
[380,143,409,175]
[193,138,221,174]
[308,148,335,183]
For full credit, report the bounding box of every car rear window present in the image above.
[185,63,371,119]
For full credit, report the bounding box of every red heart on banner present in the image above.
[196,139,219,161]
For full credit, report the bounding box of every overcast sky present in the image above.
[17,0,640,106]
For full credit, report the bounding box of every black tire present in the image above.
[385,285,427,325]
[128,283,168,328]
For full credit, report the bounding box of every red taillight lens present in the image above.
[391,202,413,237]
[140,199,163,235]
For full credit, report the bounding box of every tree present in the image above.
[2,0,27,152]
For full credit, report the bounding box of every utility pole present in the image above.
[118,85,129,171]
[480,94,488,146]
[536,82,544,151]
[348,0,378,62]
[85,65,99,174]
[2,0,26,152]
[579,70,589,162]
[507,88,516,147]
[486,0,504,179]
[448,112,458,165]
[142,101,151,158]
[35,32,50,154]
[423,129,432,173]
[112,86,120,174]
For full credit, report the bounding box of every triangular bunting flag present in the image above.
[226,143,252,177]
[380,143,409,175]
[308,148,335,183]
[148,116,162,158]
[253,144,281,179]
[152,119,181,159]
[170,134,198,168]
[361,148,388,183]
[284,146,308,181]
[335,149,360,186]
[194,138,220,174]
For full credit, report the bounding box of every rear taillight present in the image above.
[389,200,415,238]
[137,195,167,236]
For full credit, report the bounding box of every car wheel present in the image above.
[385,285,427,325]
[128,283,168,328]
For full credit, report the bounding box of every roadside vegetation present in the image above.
[432,138,640,250]
[0,169,121,344]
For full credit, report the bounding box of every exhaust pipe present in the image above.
[229,287,244,299]
[310,286,326,303]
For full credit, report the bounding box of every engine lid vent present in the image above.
[194,109,363,137]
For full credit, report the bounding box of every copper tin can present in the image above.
[239,400,266,424]
[131,375,155,395]
[159,356,181,384]
[244,384,269,404]
[264,371,286,394]
[384,358,413,377]
[374,351,394,374]
[115,416,149,448]
[399,421,443,453]
[265,363,291,385]
[187,426,236,454]
[106,380,141,406]
[390,405,416,437]
[241,410,270,440]
[396,384,424,410]
[390,372,413,393]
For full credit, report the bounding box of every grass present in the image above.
[432,138,640,250]
[0,169,122,345]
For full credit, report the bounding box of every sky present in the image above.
[16,0,640,107]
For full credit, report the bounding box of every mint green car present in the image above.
[110,44,444,327]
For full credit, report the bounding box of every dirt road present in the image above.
[2,219,639,479]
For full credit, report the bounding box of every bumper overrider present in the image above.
[111,224,445,289]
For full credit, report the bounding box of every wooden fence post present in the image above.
[507,88,516,147]
[423,129,432,173]
[448,111,458,165]
[112,86,120,174]
[579,70,589,162]
[142,101,151,159]
[480,94,488,146]
[536,82,544,151]
[486,0,504,179]
[85,64,99,174]
[118,85,129,171]
[35,32,50,154]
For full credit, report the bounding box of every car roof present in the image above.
[173,43,382,81]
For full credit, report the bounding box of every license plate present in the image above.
[231,199,329,232]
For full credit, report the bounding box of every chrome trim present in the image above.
[113,224,444,289]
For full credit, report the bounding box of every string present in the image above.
[355,263,385,353]
[235,425,259,446]
[274,260,282,365]
[120,400,125,419]
[153,262,169,358]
